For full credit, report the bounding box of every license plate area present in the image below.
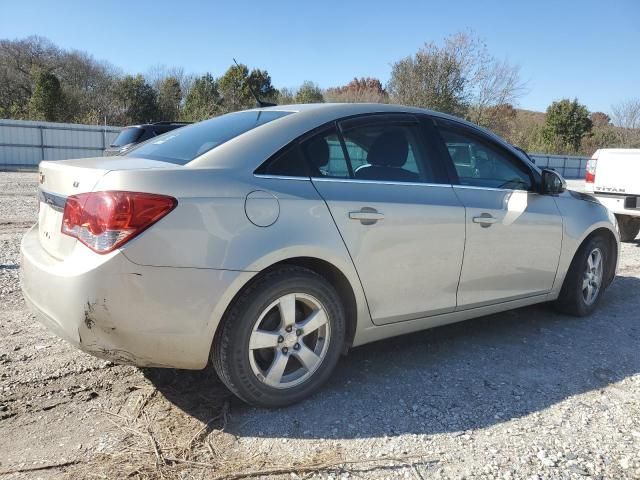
[624,196,639,209]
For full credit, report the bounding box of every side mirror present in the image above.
[541,168,566,195]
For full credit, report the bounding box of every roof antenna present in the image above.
[233,58,277,108]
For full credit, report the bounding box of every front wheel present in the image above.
[211,266,345,408]
[555,235,610,316]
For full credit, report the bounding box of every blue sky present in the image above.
[1,0,638,114]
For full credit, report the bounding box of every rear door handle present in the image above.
[349,208,384,224]
[472,213,497,227]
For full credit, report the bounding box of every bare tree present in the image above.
[445,32,526,126]
[0,36,60,117]
[388,31,526,127]
[611,99,640,147]
[468,58,526,126]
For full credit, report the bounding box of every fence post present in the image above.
[39,126,45,162]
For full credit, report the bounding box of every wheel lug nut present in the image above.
[278,335,284,343]
[282,347,288,354]
[285,326,292,333]
[294,343,300,350]
[296,329,303,336]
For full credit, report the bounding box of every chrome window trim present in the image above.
[253,173,538,193]
[453,184,532,193]
[38,189,67,211]
[254,173,453,187]
[253,174,311,181]
[311,177,453,188]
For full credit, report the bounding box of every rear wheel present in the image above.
[212,266,345,408]
[616,214,640,242]
[555,235,609,316]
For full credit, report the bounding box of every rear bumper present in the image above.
[594,193,640,217]
[20,224,254,369]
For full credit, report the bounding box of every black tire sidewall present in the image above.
[214,267,345,408]
[563,236,609,316]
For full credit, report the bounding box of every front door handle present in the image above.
[472,213,497,227]
[349,208,384,225]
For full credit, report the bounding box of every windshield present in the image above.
[128,110,292,165]
[111,127,144,147]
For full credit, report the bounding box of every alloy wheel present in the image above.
[582,247,603,306]
[248,293,331,389]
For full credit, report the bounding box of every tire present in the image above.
[555,234,609,317]
[211,266,346,408]
[616,215,640,242]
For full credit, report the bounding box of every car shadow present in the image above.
[144,274,640,440]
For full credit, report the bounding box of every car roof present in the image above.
[185,103,533,171]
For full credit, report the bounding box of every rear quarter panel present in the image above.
[92,168,373,340]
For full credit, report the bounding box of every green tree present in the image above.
[388,40,467,115]
[247,68,277,103]
[218,63,276,112]
[28,69,65,121]
[182,73,221,121]
[294,81,324,103]
[157,76,182,120]
[112,75,159,124]
[542,98,592,153]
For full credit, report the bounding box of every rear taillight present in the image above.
[62,191,177,254]
[585,159,597,183]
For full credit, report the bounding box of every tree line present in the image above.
[1,33,639,156]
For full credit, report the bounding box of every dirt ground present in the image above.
[0,172,639,479]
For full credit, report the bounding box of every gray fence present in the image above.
[0,119,121,168]
[529,153,590,179]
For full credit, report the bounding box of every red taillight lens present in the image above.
[62,191,177,254]
[585,159,597,183]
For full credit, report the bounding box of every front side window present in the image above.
[129,110,292,165]
[438,123,533,190]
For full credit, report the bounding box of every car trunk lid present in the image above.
[37,157,176,259]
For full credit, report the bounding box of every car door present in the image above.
[307,114,466,325]
[433,118,563,309]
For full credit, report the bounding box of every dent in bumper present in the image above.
[20,225,255,369]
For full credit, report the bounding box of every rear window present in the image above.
[111,127,144,147]
[128,111,292,165]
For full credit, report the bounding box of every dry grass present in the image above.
[40,373,437,480]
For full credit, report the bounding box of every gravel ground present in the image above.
[0,172,639,479]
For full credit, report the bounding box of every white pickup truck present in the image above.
[585,148,640,242]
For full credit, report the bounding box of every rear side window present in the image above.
[438,122,533,190]
[338,118,436,183]
[258,145,308,177]
[256,126,352,178]
[302,128,351,178]
[111,127,143,147]
[129,110,291,165]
